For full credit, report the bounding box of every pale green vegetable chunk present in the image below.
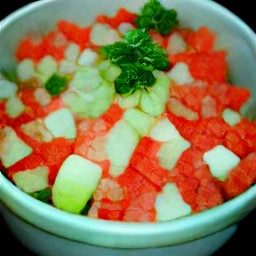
[157,138,190,171]
[123,108,155,137]
[222,108,241,126]
[155,183,192,221]
[106,120,139,167]
[52,154,102,214]
[0,127,32,168]
[44,108,77,139]
[13,166,49,193]
[203,145,240,181]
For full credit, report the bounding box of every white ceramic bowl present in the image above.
[1,0,256,255]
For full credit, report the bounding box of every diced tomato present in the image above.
[170,51,228,83]
[8,152,44,179]
[38,138,74,184]
[100,103,124,130]
[226,86,251,111]
[117,166,159,222]
[167,112,198,141]
[223,119,256,158]
[130,151,170,188]
[132,136,162,160]
[40,31,67,61]
[95,9,137,29]
[170,82,207,113]
[184,26,216,53]
[19,89,45,117]
[57,20,91,49]
[218,152,256,199]
[97,198,126,221]
[16,37,44,62]
[195,165,224,211]
[43,97,65,116]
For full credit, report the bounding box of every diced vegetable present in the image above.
[44,108,76,139]
[0,127,33,168]
[0,79,18,99]
[155,183,192,221]
[203,145,241,181]
[13,166,49,193]
[106,120,139,166]
[52,154,102,213]
[123,108,155,137]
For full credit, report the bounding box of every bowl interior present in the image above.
[1,0,256,249]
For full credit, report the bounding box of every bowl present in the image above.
[1,0,256,255]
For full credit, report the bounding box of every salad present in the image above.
[1,0,256,222]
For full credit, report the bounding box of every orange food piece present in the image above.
[195,165,224,211]
[218,152,256,199]
[57,20,91,49]
[170,82,207,113]
[170,51,228,83]
[97,198,127,221]
[16,38,44,62]
[117,166,159,222]
[38,138,74,184]
[132,136,162,160]
[130,152,170,188]
[223,119,256,158]
[184,26,216,53]
[95,8,137,29]
[100,103,124,130]
[8,152,44,179]
[226,86,251,111]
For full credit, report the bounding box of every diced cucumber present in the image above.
[155,183,192,221]
[44,108,77,139]
[64,43,81,62]
[34,88,52,107]
[150,118,183,142]
[84,80,115,118]
[52,154,102,214]
[140,73,170,116]
[123,108,155,137]
[203,145,240,181]
[106,120,139,167]
[5,97,25,118]
[0,79,18,99]
[166,32,187,55]
[69,67,103,91]
[59,60,78,75]
[13,166,49,193]
[222,108,241,126]
[157,139,190,170]
[167,62,194,85]
[98,60,121,83]
[117,89,141,109]
[78,48,99,67]
[16,59,36,81]
[37,55,58,78]
[62,80,114,118]
[90,23,120,46]
[0,127,32,168]
[21,119,53,143]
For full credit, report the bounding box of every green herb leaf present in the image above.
[30,188,52,203]
[45,73,68,96]
[115,63,156,95]
[2,70,18,83]
[135,0,178,35]
[102,29,169,95]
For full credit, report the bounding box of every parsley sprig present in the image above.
[135,0,178,35]
[102,29,169,95]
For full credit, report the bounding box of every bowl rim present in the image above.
[1,0,256,248]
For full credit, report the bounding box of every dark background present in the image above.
[0,1,255,255]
